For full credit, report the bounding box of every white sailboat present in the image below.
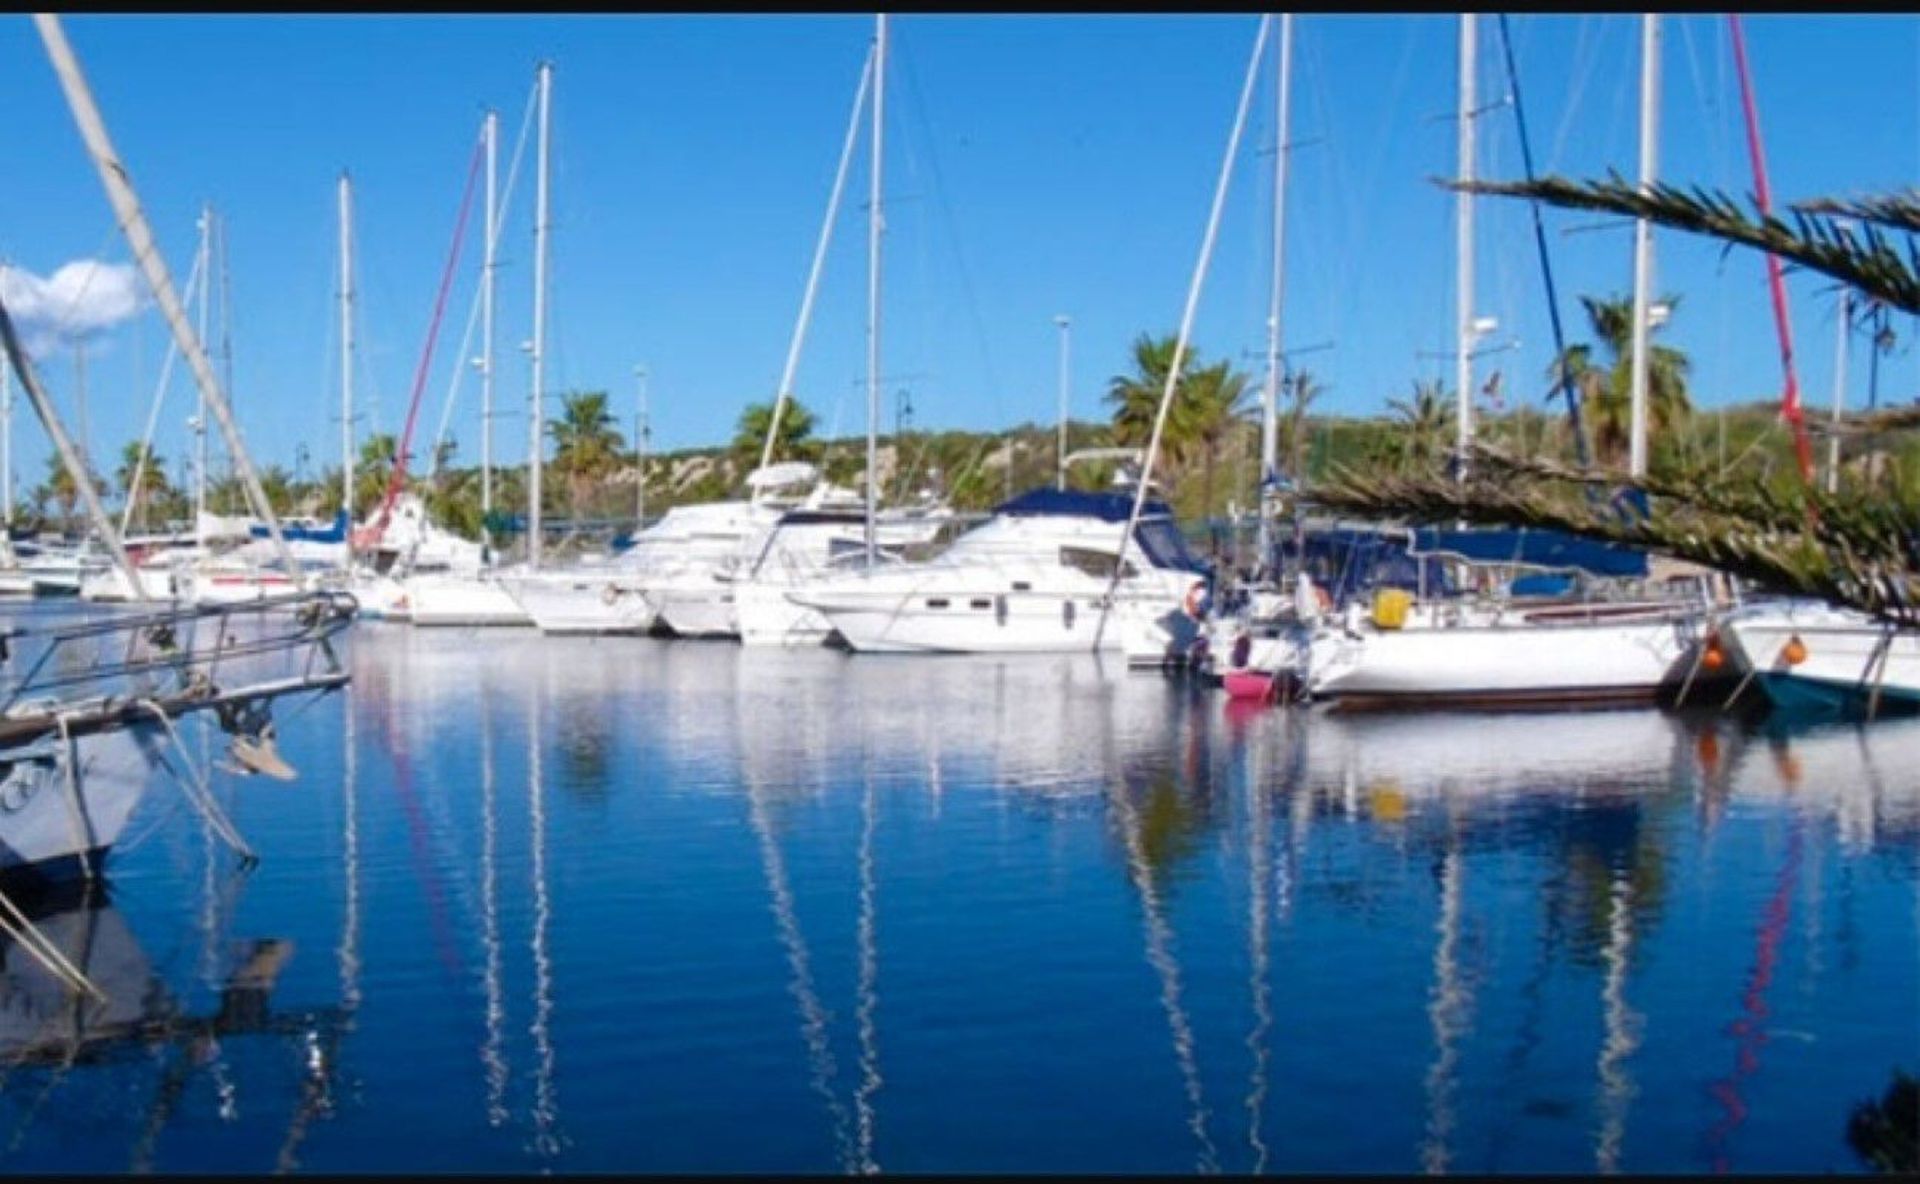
[1718,599,1920,716]
[790,482,1208,655]
[725,20,966,648]
[1276,15,1714,709]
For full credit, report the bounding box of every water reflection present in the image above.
[293,634,1920,1172]
[0,883,347,1174]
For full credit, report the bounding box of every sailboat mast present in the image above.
[217,210,236,510]
[339,171,355,521]
[1258,12,1293,559]
[482,108,498,522]
[761,45,874,476]
[529,62,552,570]
[1,349,10,529]
[865,14,886,565]
[35,14,295,571]
[1828,288,1850,493]
[73,341,89,493]
[1454,14,1476,482]
[1627,13,1660,479]
[195,204,210,540]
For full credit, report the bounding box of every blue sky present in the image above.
[0,13,1916,498]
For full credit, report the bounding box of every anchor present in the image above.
[215,697,298,782]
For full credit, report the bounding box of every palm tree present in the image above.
[1107,334,1185,458]
[355,433,397,518]
[115,440,168,533]
[1106,332,1255,500]
[1548,294,1692,468]
[1387,379,1453,472]
[36,453,108,537]
[731,399,818,469]
[1182,358,1251,522]
[547,390,626,523]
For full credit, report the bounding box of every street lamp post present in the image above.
[1054,315,1071,491]
[633,364,649,527]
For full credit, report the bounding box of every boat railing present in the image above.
[0,590,356,743]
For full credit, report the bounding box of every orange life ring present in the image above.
[1183,582,1208,620]
[1313,584,1333,613]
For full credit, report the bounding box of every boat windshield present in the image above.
[1133,518,1207,573]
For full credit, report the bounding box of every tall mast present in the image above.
[1258,12,1293,558]
[760,44,875,476]
[1093,14,1271,651]
[73,341,89,492]
[1454,14,1476,482]
[194,204,210,540]
[1827,288,1850,494]
[529,62,552,569]
[35,14,295,571]
[1,344,11,530]
[1627,13,1660,479]
[217,209,236,510]
[481,108,498,522]
[339,170,355,522]
[865,14,886,565]
[1728,13,1814,484]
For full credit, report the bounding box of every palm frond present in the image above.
[1442,173,1920,315]
[1305,443,1920,628]
[1796,190,1920,235]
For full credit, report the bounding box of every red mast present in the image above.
[360,135,486,547]
[1728,13,1816,486]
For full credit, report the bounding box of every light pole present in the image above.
[633,364,649,527]
[1054,315,1071,491]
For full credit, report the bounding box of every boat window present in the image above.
[1133,519,1207,573]
[927,598,950,609]
[1012,581,1032,592]
[969,598,992,610]
[1059,546,1135,580]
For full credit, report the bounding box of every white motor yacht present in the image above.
[788,487,1210,658]
[732,500,956,647]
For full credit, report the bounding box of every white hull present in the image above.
[500,571,658,635]
[803,586,1183,656]
[404,573,530,627]
[78,567,177,603]
[0,570,38,597]
[1305,605,1701,707]
[651,576,738,638]
[347,571,412,621]
[1721,602,1920,711]
[736,582,833,647]
[177,569,303,607]
[0,726,161,877]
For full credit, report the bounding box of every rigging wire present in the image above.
[426,83,541,486]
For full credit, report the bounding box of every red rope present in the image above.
[1728,14,1816,486]
[367,134,487,544]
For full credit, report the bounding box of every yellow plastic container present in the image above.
[1372,587,1413,630]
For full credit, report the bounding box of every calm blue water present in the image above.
[0,609,1915,1174]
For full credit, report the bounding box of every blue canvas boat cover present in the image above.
[250,509,350,545]
[992,487,1175,524]
[1408,527,1649,577]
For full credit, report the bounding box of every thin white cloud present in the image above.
[0,259,147,357]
